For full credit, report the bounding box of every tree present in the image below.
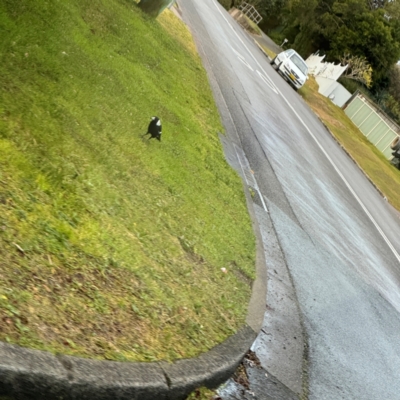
[368,0,388,10]
[264,0,400,88]
[281,0,320,55]
[245,0,400,92]
[374,89,400,124]
[340,54,373,88]
[257,0,290,31]
[328,2,400,84]
[137,0,175,18]
[388,64,400,102]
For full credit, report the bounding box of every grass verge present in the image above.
[0,0,255,362]
[256,43,276,60]
[298,78,400,211]
[243,16,262,36]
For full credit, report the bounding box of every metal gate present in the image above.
[237,2,262,24]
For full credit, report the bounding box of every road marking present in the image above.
[231,46,278,91]
[238,57,254,71]
[256,70,278,92]
[210,0,400,264]
[211,9,278,93]
[230,46,254,71]
[234,144,268,212]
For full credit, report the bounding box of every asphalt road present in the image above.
[180,1,400,399]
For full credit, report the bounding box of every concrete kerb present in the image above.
[0,155,266,400]
[0,153,265,400]
[0,149,265,397]
[0,325,258,400]
[0,144,265,400]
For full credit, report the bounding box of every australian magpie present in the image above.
[142,116,162,141]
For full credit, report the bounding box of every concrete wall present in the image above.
[316,77,352,108]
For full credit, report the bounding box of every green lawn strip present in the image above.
[0,0,255,362]
[298,78,400,211]
[243,16,261,36]
[256,44,276,60]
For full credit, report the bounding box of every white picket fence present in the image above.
[306,52,347,81]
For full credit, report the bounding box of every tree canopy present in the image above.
[241,0,400,90]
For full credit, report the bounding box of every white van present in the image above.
[270,49,308,90]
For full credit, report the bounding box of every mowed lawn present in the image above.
[0,0,255,362]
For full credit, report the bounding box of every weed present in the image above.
[186,387,218,400]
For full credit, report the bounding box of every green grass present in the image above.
[256,43,276,60]
[267,28,285,47]
[186,387,216,400]
[243,15,262,35]
[0,0,255,362]
[299,78,400,211]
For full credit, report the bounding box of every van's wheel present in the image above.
[271,58,279,70]
[270,57,276,65]
[272,63,282,72]
[390,136,400,151]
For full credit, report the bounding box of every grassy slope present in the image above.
[299,78,400,211]
[0,0,255,362]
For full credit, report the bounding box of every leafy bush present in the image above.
[217,0,234,10]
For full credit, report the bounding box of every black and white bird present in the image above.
[142,116,162,141]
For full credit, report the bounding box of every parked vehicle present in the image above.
[270,49,309,90]
[390,136,400,170]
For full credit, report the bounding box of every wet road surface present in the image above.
[180,1,400,399]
